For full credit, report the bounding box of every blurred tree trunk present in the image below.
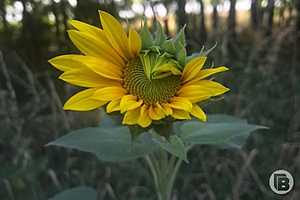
[198,0,207,44]
[19,0,34,50]
[212,2,219,30]
[266,0,274,35]
[60,0,69,44]
[287,2,293,25]
[191,14,197,34]
[20,0,30,33]
[19,0,42,67]
[176,0,187,29]
[51,0,61,45]
[0,0,8,32]
[226,0,238,60]
[250,0,259,30]
[228,0,236,39]
[296,0,300,31]
[278,0,287,26]
[74,0,83,19]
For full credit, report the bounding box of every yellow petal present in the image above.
[68,30,124,66]
[169,97,193,112]
[69,56,123,81]
[161,103,173,115]
[128,28,141,57]
[171,109,191,120]
[122,107,141,125]
[197,66,229,80]
[138,104,152,128]
[178,80,229,103]
[153,63,182,79]
[68,19,109,43]
[99,11,130,60]
[186,66,229,85]
[59,68,121,88]
[120,95,143,113]
[49,55,122,81]
[64,88,106,111]
[48,54,86,71]
[191,104,207,121]
[92,86,126,101]
[189,80,230,96]
[177,82,224,103]
[106,98,121,113]
[148,104,165,120]
[182,56,207,83]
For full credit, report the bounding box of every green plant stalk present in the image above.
[145,150,183,200]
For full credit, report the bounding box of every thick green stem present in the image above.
[145,150,183,200]
[145,155,161,199]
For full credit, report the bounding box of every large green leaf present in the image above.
[206,114,247,124]
[176,115,267,148]
[151,131,188,162]
[98,109,122,127]
[47,126,158,162]
[49,186,97,200]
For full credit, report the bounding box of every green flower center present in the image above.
[123,56,181,105]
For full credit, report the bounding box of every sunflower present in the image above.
[49,11,229,128]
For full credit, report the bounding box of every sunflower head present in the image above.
[49,10,230,129]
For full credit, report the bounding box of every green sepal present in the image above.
[140,51,182,80]
[139,21,188,69]
[202,42,218,56]
[140,18,153,50]
[162,40,176,55]
[149,46,161,53]
[176,44,187,67]
[163,26,187,67]
[154,21,167,46]
[173,25,186,49]
[186,43,218,63]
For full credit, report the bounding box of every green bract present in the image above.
[140,51,181,80]
[139,20,219,72]
[140,21,187,67]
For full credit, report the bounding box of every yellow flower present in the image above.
[49,11,229,128]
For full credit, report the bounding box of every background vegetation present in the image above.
[0,0,300,199]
